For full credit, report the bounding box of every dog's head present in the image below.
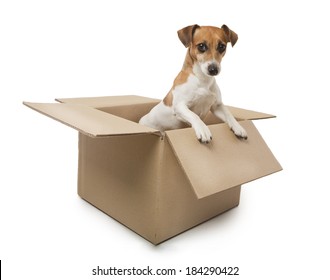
[178,24,238,77]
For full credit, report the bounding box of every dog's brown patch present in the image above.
[163,90,173,106]
[163,51,194,106]
[163,70,191,106]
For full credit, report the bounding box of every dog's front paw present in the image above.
[231,124,248,140]
[194,124,213,144]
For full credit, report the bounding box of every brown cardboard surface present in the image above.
[78,133,162,242]
[154,136,242,243]
[227,106,275,120]
[166,120,282,199]
[77,132,242,244]
[23,101,160,137]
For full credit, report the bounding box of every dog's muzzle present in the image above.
[208,64,219,76]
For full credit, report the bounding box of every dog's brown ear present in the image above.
[177,24,200,48]
[221,25,238,47]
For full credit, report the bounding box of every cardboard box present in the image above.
[24,95,282,244]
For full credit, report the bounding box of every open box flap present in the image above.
[23,102,160,137]
[227,106,275,120]
[56,95,160,108]
[166,120,282,199]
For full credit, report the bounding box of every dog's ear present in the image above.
[221,25,238,47]
[177,24,200,48]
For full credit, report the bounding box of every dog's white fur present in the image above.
[139,24,247,143]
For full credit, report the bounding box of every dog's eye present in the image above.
[217,43,226,53]
[197,43,208,53]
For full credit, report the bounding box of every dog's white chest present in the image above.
[189,88,216,118]
[177,74,217,119]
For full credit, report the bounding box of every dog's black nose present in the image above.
[208,64,219,76]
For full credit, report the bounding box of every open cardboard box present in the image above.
[24,95,282,244]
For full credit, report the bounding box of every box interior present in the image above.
[97,102,228,128]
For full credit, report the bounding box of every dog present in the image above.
[139,24,247,143]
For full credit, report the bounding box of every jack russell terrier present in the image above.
[139,24,247,143]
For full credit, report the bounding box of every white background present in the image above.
[1,0,329,279]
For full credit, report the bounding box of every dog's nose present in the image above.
[208,64,219,76]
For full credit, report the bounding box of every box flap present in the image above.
[23,102,160,137]
[56,95,160,108]
[166,120,282,199]
[227,106,275,120]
